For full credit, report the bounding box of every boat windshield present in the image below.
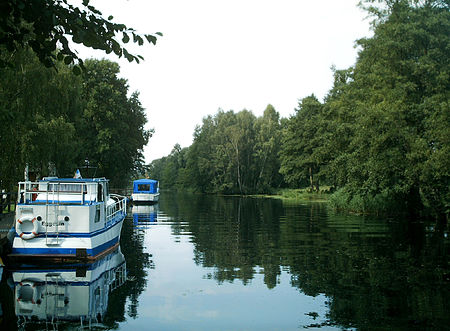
[137,184,151,192]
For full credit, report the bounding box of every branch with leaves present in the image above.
[0,0,162,73]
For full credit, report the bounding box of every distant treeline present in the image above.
[149,1,449,219]
[0,49,150,189]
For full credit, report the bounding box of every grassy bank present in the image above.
[1,204,16,214]
[263,188,330,202]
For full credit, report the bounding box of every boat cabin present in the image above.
[133,179,158,194]
[131,179,160,204]
[20,177,110,205]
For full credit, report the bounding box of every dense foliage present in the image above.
[0,48,151,188]
[149,105,284,195]
[150,0,448,219]
[0,0,161,70]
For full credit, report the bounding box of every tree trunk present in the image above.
[235,145,242,195]
[406,184,423,219]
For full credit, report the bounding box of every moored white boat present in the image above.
[9,177,127,261]
[131,179,160,204]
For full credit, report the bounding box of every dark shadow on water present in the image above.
[159,191,450,330]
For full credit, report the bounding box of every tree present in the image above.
[185,116,218,193]
[279,95,325,191]
[161,144,182,188]
[0,0,162,70]
[0,46,83,189]
[80,59,151,187]
[320,67,357,189]
[345,0,450,216]
[156,107,283,194]
[318,0,449,217]
[253,105,283,192]
[223,110,257,194]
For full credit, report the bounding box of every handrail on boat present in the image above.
[18,181,96,205]
[17,181,127,224]
[106,194,127,222]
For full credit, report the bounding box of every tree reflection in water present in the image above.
[159,192,449,330]
[103,211,154,327]
[1,193,447,330]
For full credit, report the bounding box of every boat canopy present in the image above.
[133,179,158,194]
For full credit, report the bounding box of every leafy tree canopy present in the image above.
[0,0,162,71]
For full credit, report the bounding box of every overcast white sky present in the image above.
[75,0,372,162]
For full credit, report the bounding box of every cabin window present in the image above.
[138,184,150,192]
[94,206,100,223]
[48,183,87,193]
[97,184,103,202]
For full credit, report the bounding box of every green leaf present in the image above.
[111,39,121,55]
[72,65,82,75]
[122,33,130,43]
[72,34,82,44]
[123,48,133,62]
[155,32,163,36]
[108,15,114,20]
[64,56,73,65]
[145,35,157,45]
[83,0,89,6]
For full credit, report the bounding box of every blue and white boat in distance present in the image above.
[131,179,160,204]
[9,176,127,262]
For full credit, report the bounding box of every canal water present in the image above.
[0,191,448,330]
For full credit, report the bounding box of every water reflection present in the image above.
[132,204,158,228]
[12,249,126,330]
[157,192,449,330]
[2,192,447,330]
[0,209,152,331]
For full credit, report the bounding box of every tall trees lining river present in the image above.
[149,1,449,220]
[0,49,151,188]
[0,0,448,220]
[0,0,159,189]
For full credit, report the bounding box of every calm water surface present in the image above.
[1,191,448,330]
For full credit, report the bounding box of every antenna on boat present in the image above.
[77,158,97,178]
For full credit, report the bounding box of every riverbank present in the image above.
[0,213,14,256]
[255,188,330,202]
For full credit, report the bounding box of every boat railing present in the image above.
[106,194,127,222]
[18,181,97,205]
[109,262,127,291]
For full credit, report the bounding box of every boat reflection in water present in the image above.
[132,204,158,229]
[11,248,126,329]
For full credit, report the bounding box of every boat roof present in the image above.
[40,177,108,183]
[133,179,158,184]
